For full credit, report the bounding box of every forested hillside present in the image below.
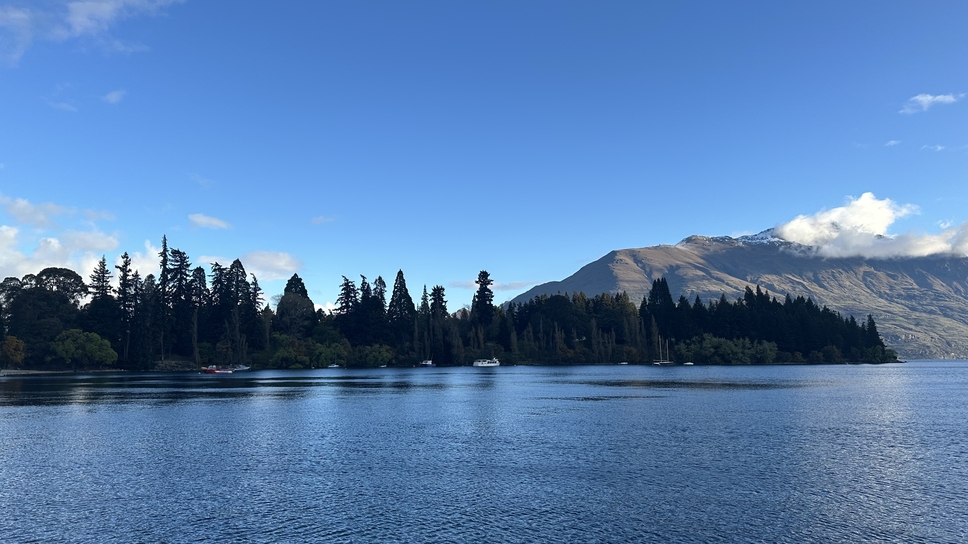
[0,237,897,371]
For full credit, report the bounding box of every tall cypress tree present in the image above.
[387,270,416,343]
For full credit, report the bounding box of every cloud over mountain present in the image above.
[774,192,968,258]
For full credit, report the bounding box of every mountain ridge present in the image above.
[511,233,968,359]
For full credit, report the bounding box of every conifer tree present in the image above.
[387,270,417,345]
[89,256,113,300]
[471,270,495,327]
[430,285,448,318]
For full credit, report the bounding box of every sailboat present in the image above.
[653,337,673,366]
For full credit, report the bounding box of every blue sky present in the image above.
[1,0,966,309]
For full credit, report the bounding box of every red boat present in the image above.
[202,365,233,374]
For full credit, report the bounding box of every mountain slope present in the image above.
[511,234,968,359]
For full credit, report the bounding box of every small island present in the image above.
[0,236,897,373]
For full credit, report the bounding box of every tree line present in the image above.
[0,237,897,371]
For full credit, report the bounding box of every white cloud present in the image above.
[102,89,126,103]
[48,100,78,112]
[0,6,31,65]
[921,144,945,152]
[188,213,231,229]
[197,254,226,266]
[83,209,115,221]
[239,251,301,281]
[900,93,964,114]
[58,0,185,39]
[197,251,300,281]
[775,192,968,258]
[449,279,535,291]
[0,193,68,227]
[885,140,901,147]
[311,215,336,225]
[315,302,338,314]
[126,239,161,278]
[1,0,184,66]
[0,225,121,280]
[0,192,120,281]
[492,281,536,291]
[61,229,119,252]
[190,172,216,188]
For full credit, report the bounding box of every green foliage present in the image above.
[353,344,394,367]
[676,334,778,365]
[49,329,118,370]
[284,274,310,299]
[1,335,25,369]
[7,287,78,368]
[2,231,900,369]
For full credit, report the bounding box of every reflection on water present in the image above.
[1,362,967,542]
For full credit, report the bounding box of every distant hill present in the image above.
[511,231,968,359]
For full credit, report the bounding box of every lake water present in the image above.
[2,362,967,543]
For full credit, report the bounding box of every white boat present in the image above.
[653,337,673,366]
[327,364,341,368]
[232,364,250,371]
[617,361,629,365]
[418,360,435,368]
[472,358,500,367]
[683,362,694,366]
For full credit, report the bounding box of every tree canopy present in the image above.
[0,236,898,371]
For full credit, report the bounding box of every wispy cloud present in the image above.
[45,82,77,111]
[0,0,185,66]
[126,239,161,277]
[189,172,216,188]
[449,279,536,291]
[0,223,120,282]
[0,193,69,228]
[0,6,32,65]
[102,89,126,103]
[885,140,901,147]
[188,213,231,229]
[775,192,968,258]
[240,251,301,281]
[0,191,121,282]
[921,144,945,152]
[311,215,336,225]
[198,251,300,281]
[48,101,78,112]
[900,93,964,114]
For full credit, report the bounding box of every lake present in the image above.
[2,362,966,543]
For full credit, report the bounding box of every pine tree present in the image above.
[373,276,387,314]
[89,256,113,300]
[471,270,495,327]
[387,270,417,345]
[336,276,359,315]
[430,285,447,318]
[419,285,430,316]
[284,274,309,299]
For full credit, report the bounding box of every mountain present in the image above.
[511,231,968,359]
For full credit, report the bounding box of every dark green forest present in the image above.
[0,237,897,371]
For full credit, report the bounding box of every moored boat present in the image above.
[472,358,500,367]
[418,360,435,367]
[202,365,233,374]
